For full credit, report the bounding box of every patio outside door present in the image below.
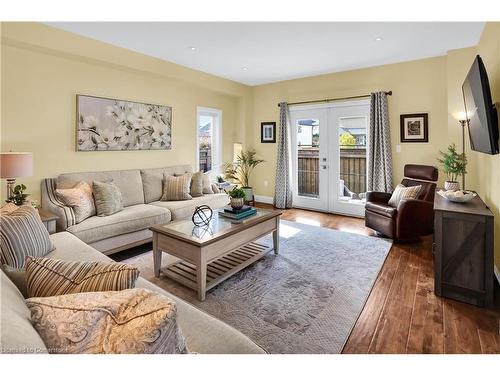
[290,100,370,217]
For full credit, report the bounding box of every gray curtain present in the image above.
[274,102,293,208]
[367,92,393,193]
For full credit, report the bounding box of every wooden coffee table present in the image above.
[151,208,281,301]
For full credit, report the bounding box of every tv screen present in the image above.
[462,55,499,155]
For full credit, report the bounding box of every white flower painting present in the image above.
[76,95,172,151]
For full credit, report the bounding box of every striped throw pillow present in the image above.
[0,206,55,268]
[25,256,139,298]
[161,174,193,201]
[388,184,422,208]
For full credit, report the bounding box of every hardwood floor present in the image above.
[256,204,500,354]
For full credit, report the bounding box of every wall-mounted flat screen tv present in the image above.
[462,55,498,155]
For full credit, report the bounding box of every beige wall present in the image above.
[466,23,500,271]
[0,23,250,202]
[249,56,449,196]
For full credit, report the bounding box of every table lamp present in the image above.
[0,152,34,202]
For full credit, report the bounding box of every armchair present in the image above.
[364,164,438,240]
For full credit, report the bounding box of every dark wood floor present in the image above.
[257,204,500,354]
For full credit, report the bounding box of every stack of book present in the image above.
[218,205,257,221]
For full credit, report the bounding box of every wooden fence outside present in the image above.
[297,147,367,196]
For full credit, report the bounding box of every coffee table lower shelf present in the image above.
[164,242,271,294]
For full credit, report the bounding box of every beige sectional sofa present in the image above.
[1,231,265,354]
[41,165,229,254]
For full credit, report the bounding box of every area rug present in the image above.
[117,220,392,353]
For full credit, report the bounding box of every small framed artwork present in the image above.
[261,122,276,143]
[400,113,428,143]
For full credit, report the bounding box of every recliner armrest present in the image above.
[397,199,435,237]
[366,191,392,204]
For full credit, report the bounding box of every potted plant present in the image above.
[9,184,29,206]
[223,149,264,201]
[437,143,467,191]
[228,187,246,210]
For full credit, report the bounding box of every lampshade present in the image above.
[0,152,34,179]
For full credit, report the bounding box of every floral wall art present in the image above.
[76,95,172,151]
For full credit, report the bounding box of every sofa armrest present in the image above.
[365,191,392,204]
[211,183,221,194]
[40,178,76,232]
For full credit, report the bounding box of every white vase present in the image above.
[444,180,460,191]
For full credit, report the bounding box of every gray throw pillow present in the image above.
[202,173,214,194]
[190,171,204,197]
[92,181,123,216]
[0,206,55,269]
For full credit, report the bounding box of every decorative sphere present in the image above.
[192,205,213,226]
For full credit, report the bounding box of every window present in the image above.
[197,107,222,173]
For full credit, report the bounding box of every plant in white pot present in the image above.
[223,149,264,202]
[438,143,467,191]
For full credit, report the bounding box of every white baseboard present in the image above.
[495,265,500,286]
[254,195,274,205]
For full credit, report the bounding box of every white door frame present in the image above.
[289,99,370,217]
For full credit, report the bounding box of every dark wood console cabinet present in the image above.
[433,193,494,308]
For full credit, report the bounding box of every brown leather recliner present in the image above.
[365,164,438,240]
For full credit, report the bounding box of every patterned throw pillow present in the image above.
[55,181,96,223]
[190,171,204,197]
[0,206,55,268]
[388,184,422,208]
[202,173,214,194]
[26,288,188,354]
[92,180,123,216]
[161,174,193,201]
[25,256,139,298]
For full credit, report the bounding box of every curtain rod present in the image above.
[277,91,392,107]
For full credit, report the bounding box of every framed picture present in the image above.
[76,94,172,151]
[261,122,276,143]
[400,113,428,143]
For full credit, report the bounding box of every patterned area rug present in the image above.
[117,220,392,353]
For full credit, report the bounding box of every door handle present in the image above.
[322,165,327,170]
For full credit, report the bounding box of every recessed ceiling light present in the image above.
[375,37,384,41]
[190,46,197,51]
[241,67,248,71]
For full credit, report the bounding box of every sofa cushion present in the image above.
[25,256,139,298]
[46,232,264,354]
[365,201,397,219]
[0,270,48,354]
[0,206,55,268]
[141,165,194,204]
[161,174,193,201]
[66,204,171,243]
[150,193,229,220]
[388,183,422,208]
[26,288,187,354]
[55,181,96,223]
[57,169,144,207]
[92,180,124,216]
[190,171,204,197]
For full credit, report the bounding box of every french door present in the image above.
[290,100,370,217]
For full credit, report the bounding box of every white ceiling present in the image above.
[47,22,484,86]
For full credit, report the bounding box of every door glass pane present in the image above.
[296,118,319,197]
[198,115,213,172]
[338,116,367,201]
